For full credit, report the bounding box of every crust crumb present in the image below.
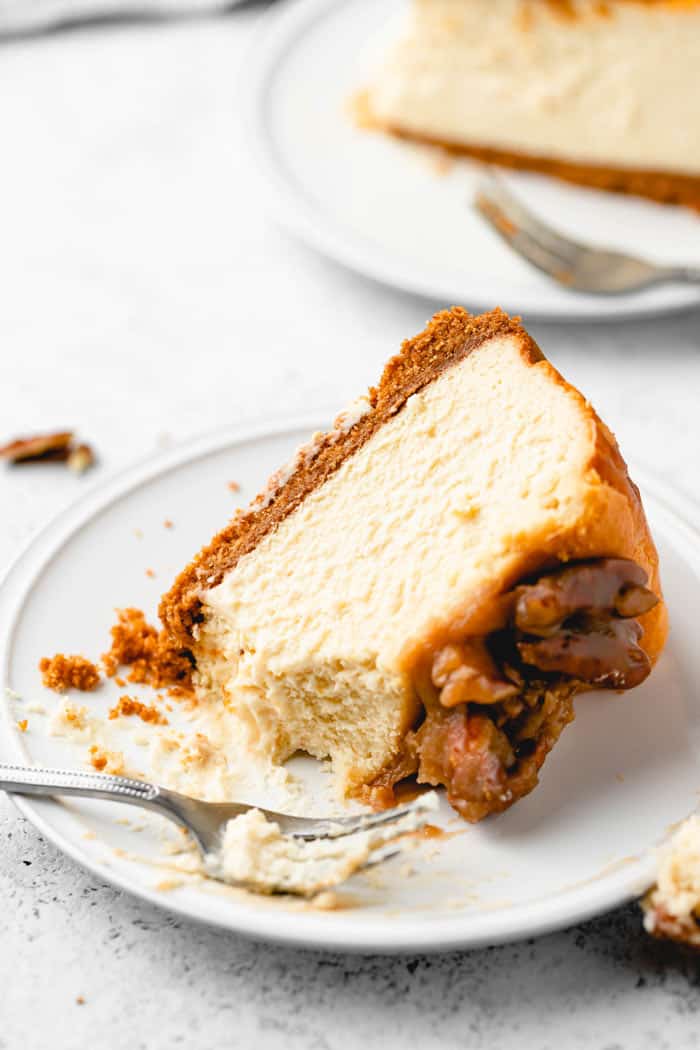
[39,654,101,693]
[109,695,168,726]
[227,481,240,493]
[166,683,198,708]
[63,704,88,730]
[102,608,193,690]
[89,745,125,775]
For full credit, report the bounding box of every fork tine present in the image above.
[278,793,438,841]
[361,844,402,871]
[475,189,579,284]
[474,175,584,267]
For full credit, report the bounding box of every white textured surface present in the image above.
[1,6,700,1048]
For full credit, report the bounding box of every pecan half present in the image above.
[518,617,651,689]
[431,639,518,706]
[514,558,658,638]
[0,431,73,463]
[0,431,96,473]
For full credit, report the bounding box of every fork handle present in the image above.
[0,763,217,855]
[0,762,160,803]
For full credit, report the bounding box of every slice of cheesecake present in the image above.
[360,0,700,210]
[160,308,667,821]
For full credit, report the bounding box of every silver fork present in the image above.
[474,176,700,295]
[0,763,434,888]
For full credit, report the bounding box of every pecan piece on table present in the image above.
[0,431,73,463]
[0,431,96,473]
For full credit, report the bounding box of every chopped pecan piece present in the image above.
[518,617,651,689]
[409,708,514,821]
[431,639,518,706]
[0,431,96,473]
[515,558,658,637]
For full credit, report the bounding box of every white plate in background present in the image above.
[1,418,700,953]
[243,0,700,321]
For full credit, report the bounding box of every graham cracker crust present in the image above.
[382,128,700,211]
[159,308,541,646]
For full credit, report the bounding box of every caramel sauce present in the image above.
[420,824,445,840]
[392,778,433,805]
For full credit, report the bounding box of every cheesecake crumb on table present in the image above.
[39,653,101,693]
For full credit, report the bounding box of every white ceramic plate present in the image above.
[243,0,700,322]
[2,417,700,953]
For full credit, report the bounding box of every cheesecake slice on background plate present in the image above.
[361,0,700,210]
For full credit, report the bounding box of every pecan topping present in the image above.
[513,558,658,689]
[514,558,658,638]
[431,639,517,706]
[518,617,650,689]
[367,557,659,821]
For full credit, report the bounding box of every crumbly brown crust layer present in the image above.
[160,308,540,646]
[379,128,700,211]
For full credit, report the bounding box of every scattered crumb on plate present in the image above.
[39,653,101,693]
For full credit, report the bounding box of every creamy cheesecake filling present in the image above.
[367,558,658,820]
[197,334,612,796]
[365,0,700,177]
